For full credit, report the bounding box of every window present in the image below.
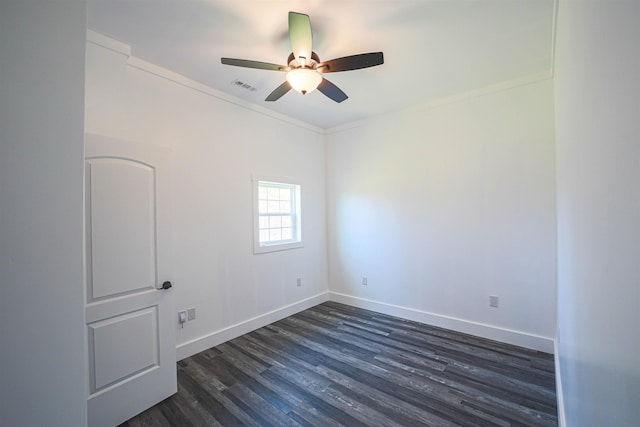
[253,177,302,254]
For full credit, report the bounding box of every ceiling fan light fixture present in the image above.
[286,68,322,95]
[221,12,383,103]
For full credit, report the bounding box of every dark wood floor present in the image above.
[120,301,557,426]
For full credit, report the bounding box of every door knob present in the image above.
[160,281,172,290]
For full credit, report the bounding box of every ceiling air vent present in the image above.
[231,79,257,92]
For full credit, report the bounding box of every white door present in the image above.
[85,134,176,427]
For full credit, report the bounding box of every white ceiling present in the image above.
[87,0,555,129]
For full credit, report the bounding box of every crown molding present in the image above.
[87,30,130,57]
[324,70,553,135]
[86,31,325,135]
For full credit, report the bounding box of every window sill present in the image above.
[254,241,303,254]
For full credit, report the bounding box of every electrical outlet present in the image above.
[362,277,368,286]
[178,310,187,325]
[187,308,196,321]
[296,277,302,287]
[489,295,499,308]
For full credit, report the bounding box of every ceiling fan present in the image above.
[221,12,384,103]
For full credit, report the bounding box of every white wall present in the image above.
[326,79,557,351]
[85,37,328,358]
[0,1,87,426]
[554,0,640,425]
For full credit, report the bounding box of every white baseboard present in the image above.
[328,292,555,353]
[554,339,567,426]
[177,290,554,361]
[176,292,330,361]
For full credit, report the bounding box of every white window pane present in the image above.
[270,228,282,241]
[280,201,291,213]
[259,216,269,229]
[268,201,280,213]
[255,180,301,253]
[280,188,291,201]
[281,228,292,240]
[269,216,282,228]
[267,187,279,199]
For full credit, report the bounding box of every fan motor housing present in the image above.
[287,51,321,70]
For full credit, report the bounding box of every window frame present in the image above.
[252,175,303,254]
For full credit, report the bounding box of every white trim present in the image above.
[86,31,324,135]
[88,31,555,135]
[176,291,555,363]
[254,240,304,254]
[127,57,324,134]
[328,292,555,353]
[549,0,559,79]
[87,30,131,57]
[252,176,303,254]
[325,71,554,135]
[554,338,567,427]
[176,292,330,361]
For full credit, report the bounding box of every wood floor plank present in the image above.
[177,368,244,425]
[221,337,343,427]
[167,383,224,427]
[263,323,501,426]
[179,362,255,426]
[156,396,196,427]
[122,405,171,427]
[121,302,558,426]
[224,382,301,427]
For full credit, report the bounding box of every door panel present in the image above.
[85,134,176,427]
[89,307,158,392]
[87,159,157,300]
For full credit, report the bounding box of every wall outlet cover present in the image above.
[489,295,499,308]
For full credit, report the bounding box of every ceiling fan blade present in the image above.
[265,81,292,102]
[317,52,384,73]
[221,58,289,72]
[289,12,313,64]
[317,78,348,103]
